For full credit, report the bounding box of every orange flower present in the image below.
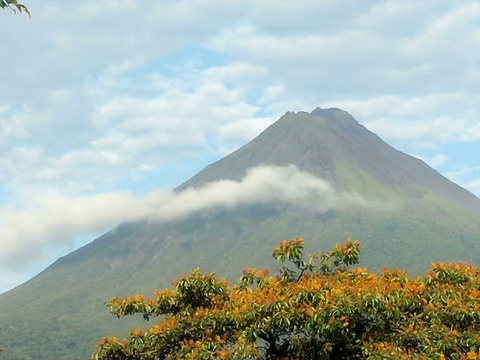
[257,268,269,278]
[467,351,477,359]
[294,237,303,246]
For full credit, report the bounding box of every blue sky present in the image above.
[0,0,479,294]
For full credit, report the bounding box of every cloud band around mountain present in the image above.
[0,164,395,292]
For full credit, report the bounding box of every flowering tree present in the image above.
[92,238,479,359]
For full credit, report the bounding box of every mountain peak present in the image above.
[283,107,358,125]
[178,108,478,213]
[310,106,352,118]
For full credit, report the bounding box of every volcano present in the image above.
[0,108,478,359]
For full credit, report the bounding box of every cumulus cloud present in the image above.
[0,63,275,194]
[332,94,480,149]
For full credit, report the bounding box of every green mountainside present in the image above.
[0,108,478,359]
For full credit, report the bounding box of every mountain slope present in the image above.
[0,108,478,359]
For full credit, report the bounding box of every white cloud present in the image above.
[148,165,398,222]
[0,61,277,196]
[204,2,479,99]
[416,154,449,169]
[0,191,149,268]
[150,165,338,221]
[428,155,449,169]
[0,165,391,288]
[201,63,268,88]
[465,179,480,197]
[332,94,479,149]
[400,2,480,58]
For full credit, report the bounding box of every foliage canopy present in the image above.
[0,0,30,16]
[93,238,479,359]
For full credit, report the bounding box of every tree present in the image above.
[1,0,30,16]
[92,238,480,359]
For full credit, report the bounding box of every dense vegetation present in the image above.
[93,238,479,359]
